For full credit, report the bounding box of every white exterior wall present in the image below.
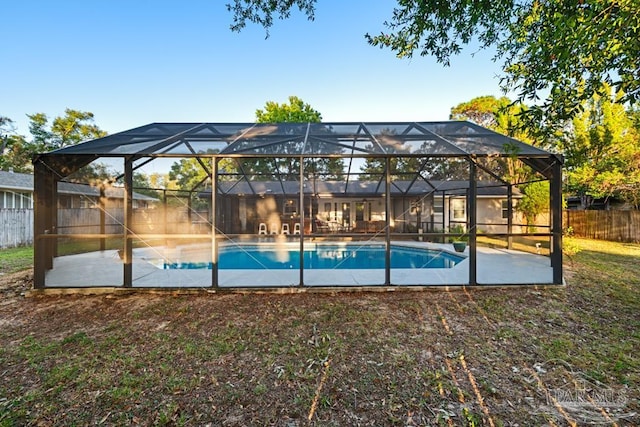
[477,197,508,234]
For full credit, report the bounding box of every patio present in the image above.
[41,241,554,289]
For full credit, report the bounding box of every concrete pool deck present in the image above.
[40,241,556,289]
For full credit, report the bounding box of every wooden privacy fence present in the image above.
[5,208,639,248]
[57,208,124,235]
[0,209,34,248]
[0,208,210,249]
[564,210,640,243]
[57,208,209,236]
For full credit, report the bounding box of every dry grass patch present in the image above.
[0,238,638,425]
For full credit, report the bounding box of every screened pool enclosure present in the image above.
[33,121,563,289]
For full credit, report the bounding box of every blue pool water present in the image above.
[161,245,463,270]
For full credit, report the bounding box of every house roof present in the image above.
[0,170,33,191]
[0,171,157,201]
[207,180,520,198]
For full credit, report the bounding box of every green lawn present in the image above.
[0,238,638,425]
[0,246,33,274]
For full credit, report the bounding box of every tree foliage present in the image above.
[357,127,429,180]
[561,85,640,208]
[1,117,29,173]
[255,95,322,123]
[228,0,639,128]
[450,95,532,142]
[169,158,210,192]
[367,0,640,129]
[167,96,341,205]
[517,180,550,231]
[132,172,162,199]
[1,109,107,174]
[450,95,541,184]
[28,109,107,151]
[226,0,316,35]
[252,96,344,180]
[359,155,422,181]
[450,95,554,219]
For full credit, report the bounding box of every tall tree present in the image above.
[358,134,424,181]
[450,95,555,226]
[561,85,640,208]
[251,96,344,180]
[517,181,550,231]
[167,96,341,209]
[451,96,513,130]
[0,117,28,172]
[169,158,210,192]
[449,95,540,185]
[450,95,533,143]
[28,109,107,151]
[1,110,107,173]
[227,0,639,129]
[255,95,322,123]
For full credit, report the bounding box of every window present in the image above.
[451,199,465,221]
[433,197,444,214]
[284,199,297,216]
[3,192,15,209]
[355,202,365,221]
[18,192,33,209]
[342,202,351,227]
[501,200,511,219]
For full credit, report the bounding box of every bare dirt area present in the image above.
[1,241,639,426]
[0,270,32,301]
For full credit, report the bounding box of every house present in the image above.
[0,170,34,209]
[206,179,527,235]
[0,170,158,248]
[0,170,157,209]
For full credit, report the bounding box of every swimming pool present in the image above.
[157,244,463,270]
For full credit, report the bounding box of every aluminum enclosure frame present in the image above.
[33,121,563,289]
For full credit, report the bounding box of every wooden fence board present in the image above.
[3,208,638,248]
[56,208,208,236]
[57,208,124,234]
[564,210,640,243]
[0,209,34,248]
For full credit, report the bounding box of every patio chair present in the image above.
[258,223,268,235]
[328,221,342,232]
[293,223,301,234]
[315,219,330,233]
[281,223,290,235]
[270,223,279,234]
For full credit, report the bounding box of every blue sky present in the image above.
[2,0,506,136]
